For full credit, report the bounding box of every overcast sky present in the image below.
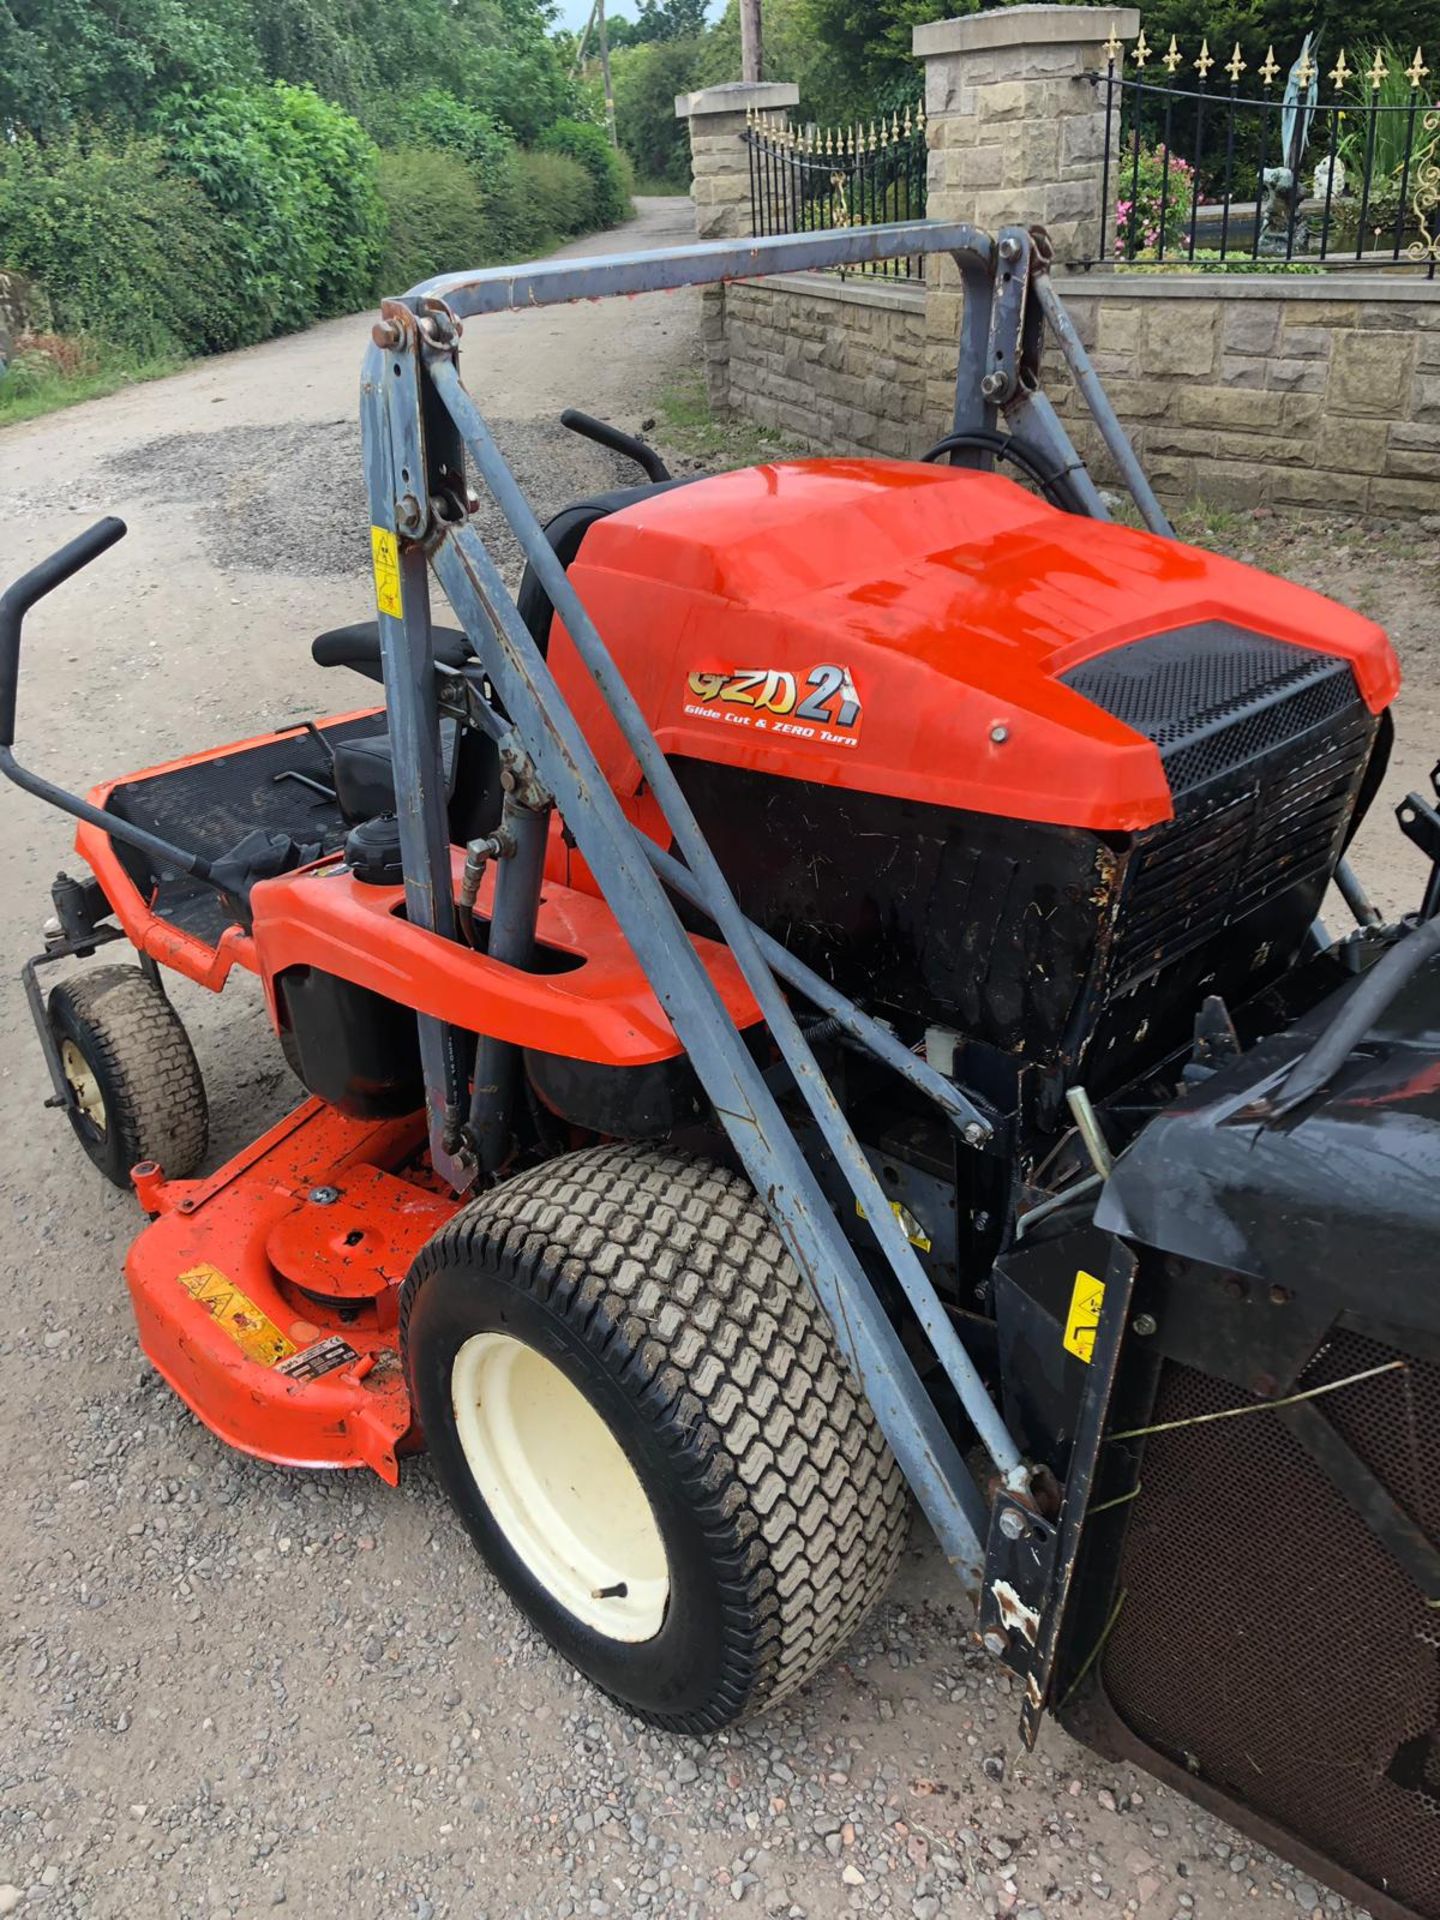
[553,0,725,31]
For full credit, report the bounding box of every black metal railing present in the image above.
[743,107,928,278]
[1087,31,1438,276]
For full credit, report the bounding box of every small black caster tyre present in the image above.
[401,1145,909,1732]
[47,965,208,1188]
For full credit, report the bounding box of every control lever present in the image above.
[559,408,671,483]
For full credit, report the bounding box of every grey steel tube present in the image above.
[1030,272,1174,537]
[432,358,1030,1495]
[411,222,994,321]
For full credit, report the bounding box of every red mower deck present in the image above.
[128,1100,459,1481]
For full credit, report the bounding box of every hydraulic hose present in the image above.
[920,427,1089,514]
[1266,911,1440,1116]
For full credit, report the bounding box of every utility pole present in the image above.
[597,0,618,149]
[571,0,619,149]
[571,0,596,74]
[740,0,762,82]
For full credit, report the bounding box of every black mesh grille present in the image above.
[1102,1334,1440,1915]
[1063,622,1359,795]
[1108,709,1374,989]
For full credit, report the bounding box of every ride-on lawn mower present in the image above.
[6,220,1440,1915]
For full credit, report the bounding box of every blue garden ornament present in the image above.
[1260,31,1321,251]
[1281,32,1320,174]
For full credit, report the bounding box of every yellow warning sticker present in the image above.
[1063,1269,1106,1364]
[371,525,402,619]
[855,1197,933,1253]
[177,1263,296,1368]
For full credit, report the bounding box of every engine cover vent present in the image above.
[1062,623,1360,795]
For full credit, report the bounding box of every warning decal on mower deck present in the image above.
[371,526,403,619]
[684,664,862,748]
[1063,1269,1106,1365]
[176,1263,296,1369]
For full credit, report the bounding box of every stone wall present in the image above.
[1049,275,1440,518]
[677,12,1440,519]
[0,270,44,342]
[717,275,932,456]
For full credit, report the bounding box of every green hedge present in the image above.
[0,83,632,378]
[160,83,385,343]
[514,150,598,246]
[0,131,234,359]
[370,90,514,176]
[378,148,489,294]
[539,118,633,229]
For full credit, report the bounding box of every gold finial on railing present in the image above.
[1368,48,1390,89]
[1297,46,1316,87]
[1406,108,1439,264]
[1406,46,1430,88]
[891,109,901,141]
[1132,28,1151,66]
[1329,48,1352,91]
[1162,34,1182,73]
[1225,42,1246,84]
[1194,38,1214,78]
[916,100,926,131]
[1103,20,1123,61]
[903,102,914,135]
[868,119,878,152]
[1259,44,1280,84]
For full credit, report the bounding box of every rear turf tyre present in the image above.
[401,1145,909,1732]
[47,965,208,1188]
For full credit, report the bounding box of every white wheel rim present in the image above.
[61,1039,106,1133]
[450,1331,670,1642]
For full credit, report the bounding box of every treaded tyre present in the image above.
[401,1144,909,1731]
[47,965,208,1188]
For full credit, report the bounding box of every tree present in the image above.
[612,34,702,183]
[634,0,710,39]
[0,0,572,143]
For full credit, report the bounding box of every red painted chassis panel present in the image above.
[74,715,760,1066]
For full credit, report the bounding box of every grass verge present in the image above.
[654,366,803,470]
[0,338,186,428]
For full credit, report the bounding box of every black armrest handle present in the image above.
[0,518,127,747]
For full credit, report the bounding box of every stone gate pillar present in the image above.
[676,80,800,406]
[914,6,1138,417]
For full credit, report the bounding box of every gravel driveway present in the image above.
[0,199,1402,1920]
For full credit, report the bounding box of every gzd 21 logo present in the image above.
[683,664,863,748]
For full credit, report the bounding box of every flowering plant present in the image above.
[1114,144,1196,258]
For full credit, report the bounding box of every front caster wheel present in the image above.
[47,965,208,1187]
[401,1145,909,1733]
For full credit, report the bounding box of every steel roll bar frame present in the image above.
[360,218,1155,1587]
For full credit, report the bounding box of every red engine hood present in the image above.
[551,459,1399,833]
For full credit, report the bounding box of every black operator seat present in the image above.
[311,476,698,829]
[310,621,474,682]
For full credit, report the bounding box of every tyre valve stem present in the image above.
[591,1582,629,1601]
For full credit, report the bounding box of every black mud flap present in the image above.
[981,1237,1136,1747]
